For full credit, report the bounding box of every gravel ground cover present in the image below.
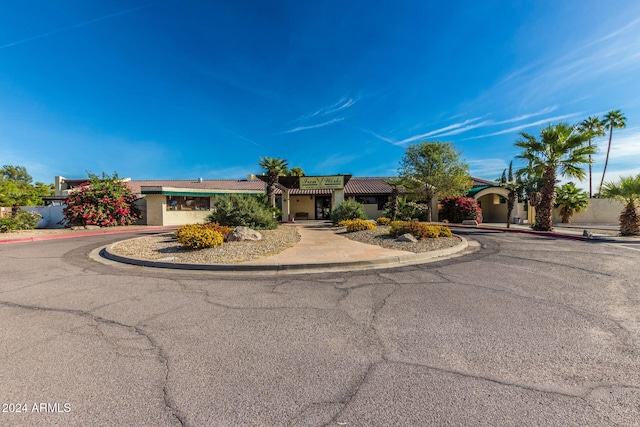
[110,226,301,264]
[335,225,461,253]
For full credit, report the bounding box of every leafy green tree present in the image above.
[554,182,589,223]
[0,165,53,206]
[577,116,605,198]
[601,175,640,236]
[399,141,471,222]
[258,157,288,208]
[515,122,595,231]
[598,110,627,195]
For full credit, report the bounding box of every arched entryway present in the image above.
[468,186,525,224]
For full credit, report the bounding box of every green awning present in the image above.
[466,186,490,198]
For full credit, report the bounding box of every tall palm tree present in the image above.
[515,122,595,231]
[598,110,627,195]
[577,116,605,198]
[288,167,305,177]
[258,157,288,207]
[553,182,589,223]
[384,177,405,220]
[498,161,520,228]
[601,175,640,236]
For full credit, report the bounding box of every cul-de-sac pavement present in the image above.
[1,229,639,426]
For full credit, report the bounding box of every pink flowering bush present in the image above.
[62,173,142,227]
[438,197,482,224]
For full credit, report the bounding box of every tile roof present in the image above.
[127,179,266,194]
[344,177,395,195]
[128,177,398,196]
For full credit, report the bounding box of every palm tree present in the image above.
[577,116,605,198]
[498,161,520,228]
[288,167,305,177]
[598,110,627,195]
[601,175,640,236]
[553,182,589,223]
[384,177,405,220]
[515,122,595,231]
[258,157,288,207]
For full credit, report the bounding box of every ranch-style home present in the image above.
[53,174,521,226]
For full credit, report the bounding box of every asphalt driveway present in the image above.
[0,230,639,426]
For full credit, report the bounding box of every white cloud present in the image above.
[296,96,359,122]
[283,118,344,134]
[464,113,583,140]
[0,5,149,50]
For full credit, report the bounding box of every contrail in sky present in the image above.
[0,4,149,50]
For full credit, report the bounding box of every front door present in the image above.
[315,196,331,220]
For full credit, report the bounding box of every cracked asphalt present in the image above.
[0,230,639,426]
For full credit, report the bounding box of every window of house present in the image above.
[166,196,211,211]
[354,196,389,210]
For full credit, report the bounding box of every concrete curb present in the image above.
[99,234,471,274]
[0,226,178,244]
[448,224,589,241]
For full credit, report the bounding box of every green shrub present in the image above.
[202,222,233,240]
[338,219,377,232]
[383,199,430,221]
[0,210,41,232]
[208,195,277,230]
[376,217,391,226]
[389,220,452,239]
[330,200,367,224]
[175,224,224,249]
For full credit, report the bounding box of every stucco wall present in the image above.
[22,205,65,229]
[552,198,624,224]
[290,196,316,220]
[145,195,166,226]
[362,204,383,219]
[163,210,211,226]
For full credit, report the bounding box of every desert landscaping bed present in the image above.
[110,226,301,264]
[335,226,461,253]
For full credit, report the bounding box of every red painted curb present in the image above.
[0,227,178,245]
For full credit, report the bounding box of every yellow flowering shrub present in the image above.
[175,224,224,249]
[389,220,452,239]
[339,219,377,232]
[376,217,391,226]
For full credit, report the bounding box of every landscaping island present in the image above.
[108,223,462,265]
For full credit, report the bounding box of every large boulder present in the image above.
[227,226,262,242]
[395,233,418,243]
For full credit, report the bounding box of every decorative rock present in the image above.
[395,233,418,243]
[461,220,478,226]
[227,226,262,241]
[85,225,101,230]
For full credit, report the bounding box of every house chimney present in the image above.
[198,177,203,183]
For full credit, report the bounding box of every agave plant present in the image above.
[601,175,640,236]
[554,182,589,223]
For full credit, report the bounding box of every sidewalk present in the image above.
[0,225,177,244]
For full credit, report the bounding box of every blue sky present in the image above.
[2,1,640,190]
